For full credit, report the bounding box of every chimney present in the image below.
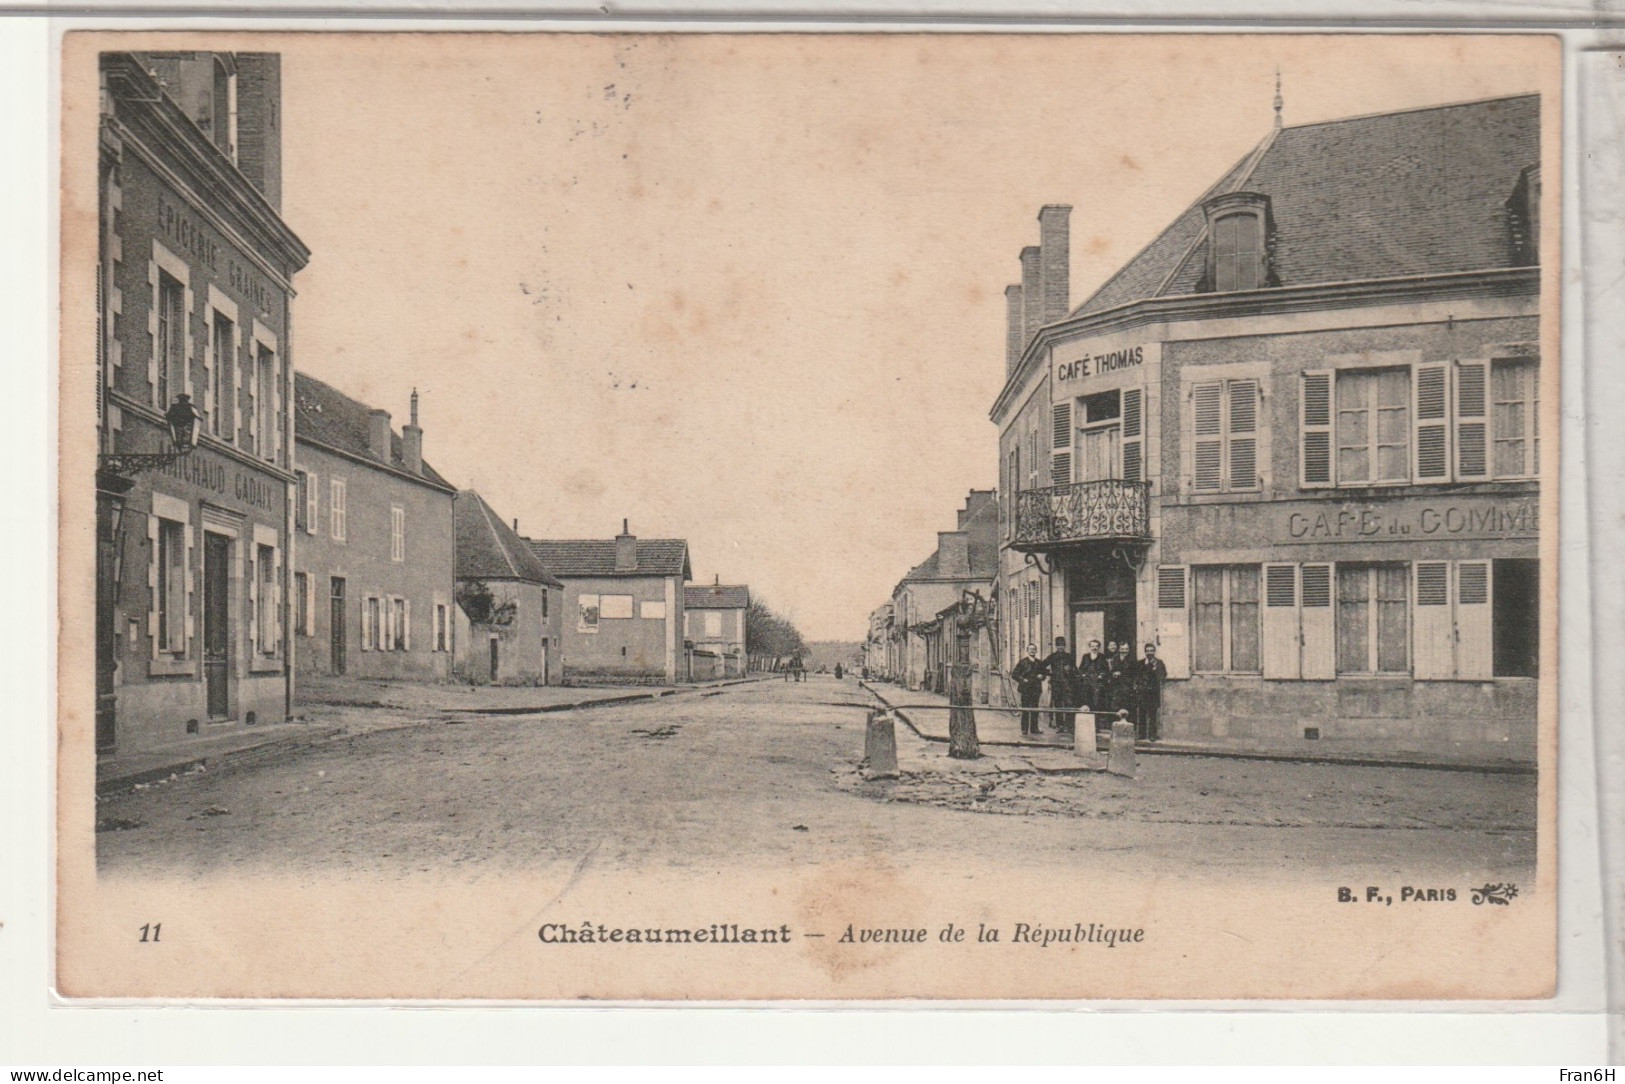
[1004,283,1024,373]
[615,519,638,572]
[402,388,423,475]
[938,531,970,579]
[1038,205,1071,324]
[1020,246,1043,352]
[367,408,392,462]
[233,54,283,210]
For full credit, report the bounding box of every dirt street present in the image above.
[96,677,1535,883]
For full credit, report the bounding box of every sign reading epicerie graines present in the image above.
[1055,345,1145,384]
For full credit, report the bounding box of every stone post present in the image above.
[864,709,899,780]
[1107,710,1137,777]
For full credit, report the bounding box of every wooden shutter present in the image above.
[1121,387,1144,483]
[1155,565,1190,679]
[1454,361,1490,482]
[1261,563,1300,679]
[1051,402,1072,486]
[1191,382,1224,492]
[1455,560,1492,680]
[1413,561,1453,679]
[1227,379,1259,490]
[403,597,412,652]
[305,471,318,534]
[1300,370,1333,487]
[1413,363,1451,482]
[1299,563,1335,679]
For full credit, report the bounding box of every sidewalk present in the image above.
[861,680,1534,774]
[96,721,343,795]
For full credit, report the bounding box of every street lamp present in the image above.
[98,393,203,475]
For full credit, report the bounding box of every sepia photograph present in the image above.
[58,30,1560,1000]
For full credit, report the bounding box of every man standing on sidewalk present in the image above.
[1078,639,1110,733]
[1011,644,1045,737]
[1134,642,1169,742]
[1042,636,1082,738]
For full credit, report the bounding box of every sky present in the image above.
[262,33,1549,641]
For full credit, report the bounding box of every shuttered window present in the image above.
[1413,363,1450,481]
[1337,564,1408,675]
[1191,565,1261,673]
[1121,387,1144,482]
[1051,402,1072,485]
[1337,368,1410,484]
[1155,566,1190,679]
[1191,379,1261,493]
[1492,359,1539,478]
[1192,382,1223,492]
[1455,361,1489,481]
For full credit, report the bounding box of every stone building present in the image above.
[684,579,750,679]
[886,490,998,693]
[453,491,564,685]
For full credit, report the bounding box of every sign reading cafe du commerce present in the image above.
[1283,496,1538,544]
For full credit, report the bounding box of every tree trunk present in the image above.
[947,662,980,760]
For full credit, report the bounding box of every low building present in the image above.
[453,491,563,685]
[888,490,998,693]
[527,523,692,684]
[292,377,456,682]
[862,602,894,679]
[684,579,749,678]
[989,94,1542,761]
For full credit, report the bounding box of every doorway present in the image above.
[329,576,347,675]
[489,636,500,683]
[1076,389,1124,482]
[203,531,232,720]
[540,638,549,686]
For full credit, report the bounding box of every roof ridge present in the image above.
[473,492,522,579]
[1281,92,1538,132]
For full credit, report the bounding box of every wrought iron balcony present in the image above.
[1013,479,1152,550]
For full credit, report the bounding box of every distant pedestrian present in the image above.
[1133,642,1168,742]
[834,663,844,680]
[1041,636,1082,737]
[1011,645,1045,737]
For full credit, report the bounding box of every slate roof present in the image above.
[1076,95,1539,317]
[685,584,751,610]
[899,494,999,586]
[294,372,455,490]
[454,490,562,586]
[525,537,692,579]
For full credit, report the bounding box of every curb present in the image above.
[96,726,343,797]
[859,682,1533,775]
[438,675,765,718]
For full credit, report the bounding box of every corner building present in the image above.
[96,52,310,756]
[991,96,1543,762]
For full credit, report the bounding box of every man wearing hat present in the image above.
[1041,636,1083,737]
[1133,642,1169,742]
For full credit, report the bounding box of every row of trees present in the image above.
[744,598,807,659]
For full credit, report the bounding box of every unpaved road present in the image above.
[96,677,1535,883]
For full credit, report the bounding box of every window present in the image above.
[641,600,666,620]
[1492,558,1539,678]
[257,345,276,462]
[1006,446,1020,538]
[294,471,309,532]
[155,272,185,409]
[156,517,186,654]
[1212,212,1264,292]
[540,589,549,619]
[1336,368,1409,484]
[435,603,450,652]
[330,478,347,541]
[1073,391,1121,483]
[391,598,407,651]
[599,594,634,619]
[257,544,277,656]
[210,312,233,438]
[1191,565,1261,673]
[1190,379,1260,493]
[1336,564,1408,674]
[704,611,722,638]
[364,596,381,651]
[391,506,405,562]
[294,572,308,637]
[1492,359,1539,478]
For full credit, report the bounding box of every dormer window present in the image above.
[1201,191,1275,293]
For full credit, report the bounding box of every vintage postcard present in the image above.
[59,30,1561,1000]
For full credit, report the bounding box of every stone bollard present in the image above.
[1074,706,1095,758]
[1107,710,1137,777]
[864,709,899,780]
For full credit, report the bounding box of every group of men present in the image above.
[1009,637,1168,742]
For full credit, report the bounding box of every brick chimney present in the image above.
[937,531,970,579]
[1004,283,1024,373]
[234,54,283,210]
[1020,246,1043,353]
[1038,205,1071,324]
[402,388,423,475]
[615,519,638,572]
[367,408,392,462]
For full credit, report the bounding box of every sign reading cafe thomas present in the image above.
[992,95,1544,761]
[95,52,311,757]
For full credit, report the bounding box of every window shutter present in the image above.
[1191,382,1224,493]
[1454,361,1490,482]
[1413,561,1454,679]
[403,597,412,652]
[1300,370,1333,487]
[1121,387,1144,483]
[1051,402,1072,486]
[1261,563,1300,680]
[1413,363,1451,482]
[1227,379,1258,489]
[305,471,319,534]
[305,573,317,636]
[1051,451,1071,486]
[1298,564,1335,679]
[1455,560,1492,680]
[1155,565,1190,679]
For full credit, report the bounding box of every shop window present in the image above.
[391,506,405,562]
[156,517,187,654]
[1336,564,1408,675]
[1335,368,1409,484]
[599,594,634,619]
[1189,379,1260,493]
[155,272,185,409]
[1191,565,1260,673]
[257,544,276,656]
[1492,558,1539,678]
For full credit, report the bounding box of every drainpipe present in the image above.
[282,289,294,722]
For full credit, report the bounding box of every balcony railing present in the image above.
[1013,479,1152,550]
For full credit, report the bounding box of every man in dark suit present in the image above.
[1134,642,1169,742]
[1010,644,1045,737]
[1041,636,1082,737]
[1077,638,1110,732]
